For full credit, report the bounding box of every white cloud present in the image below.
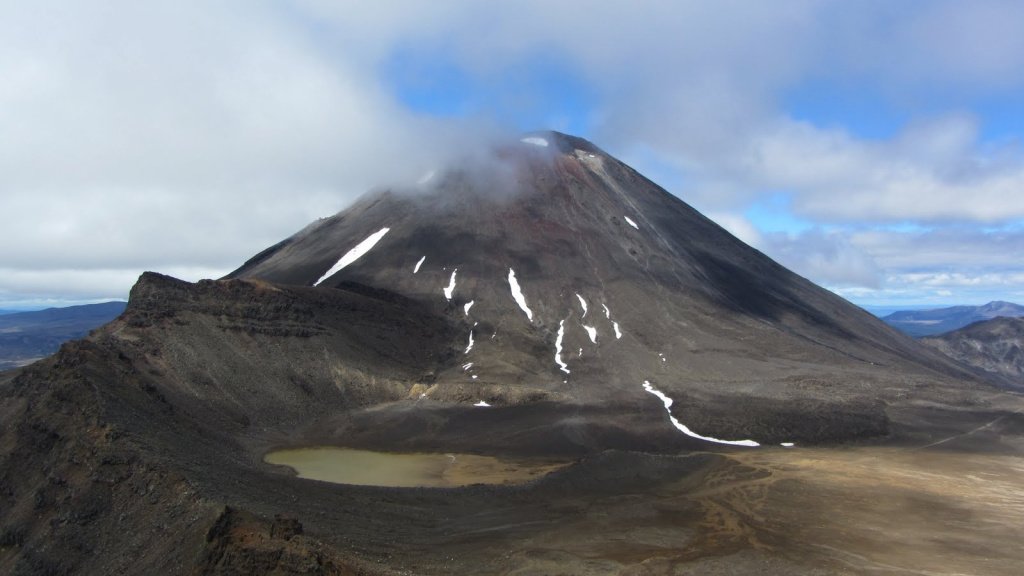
[3,1,1024,306]
[707,212,763,248]
[761,229,884,289]
[850,227,1024,270]
[0,266,223,307]
[0,0,497,305]
[734,116,1024,223]
[781,226,1024,306]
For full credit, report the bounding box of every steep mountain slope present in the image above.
[2,131,1022,575]
[0,301,126,370]
[229,131,979,445]
[921,316,1024,383]
[883,301,1024,337]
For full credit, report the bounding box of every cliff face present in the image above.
[1,274,453,575]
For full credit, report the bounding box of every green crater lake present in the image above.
[264,447,570,488]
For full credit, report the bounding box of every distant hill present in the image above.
[882,301,1024,337]
[920,317,1024,384]
[0,301,126,370]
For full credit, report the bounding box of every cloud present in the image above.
[3,1,1024,306]
[0,266,223,308]
[726,115,1024,223]
[706,214,1024,304]
[850,226,1024,270]
[0,1,499,302]
[707,212,763,248]
[768,225,1024,305]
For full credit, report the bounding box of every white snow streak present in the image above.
[507,268,533,321]
[443,269,458,301]
[464,300,475,316]
[554,320,570,374]
[642,380,760,447]
[465,330,475,354]
[624,216,639,230]
[583,325,598,344]
[781,442,795,447]
[521,136,548,147]
[575,293,588,317]
[462,362,473,371]
[413,255,426,274]
[314,227,390,286]
[474,400,490,407]
[602,303,623,339]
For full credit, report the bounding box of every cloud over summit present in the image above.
[2,0,1022,307]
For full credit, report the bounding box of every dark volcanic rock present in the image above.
[228,130,978,443]
[921,316,1024,385]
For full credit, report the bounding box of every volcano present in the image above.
[226,130,979,448]
[3,131,1023,575]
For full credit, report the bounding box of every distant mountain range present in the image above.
[920,317,1024,384]
[0,301,127,370]
[881,301,1024,337]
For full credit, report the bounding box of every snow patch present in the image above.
[554,320,570,374]
[413,255,426,274]
[464,300,475,316]
[474,400,490,407]
[601,303,623,339]
[642,380,760,447]
[624,216,639,230]
[583,325,598,344]
[507,268,533,321]
[781,442,795,447]
[465,330,475,354]
[575,293,588,318]
[471,375,478,380]
[443,269,458,301]
[462,362,473,371]
[521,136,548,147]
[314,227,390,286]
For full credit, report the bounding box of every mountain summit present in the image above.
[227,130,978,448]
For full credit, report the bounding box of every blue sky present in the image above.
[2,1,1024,310]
